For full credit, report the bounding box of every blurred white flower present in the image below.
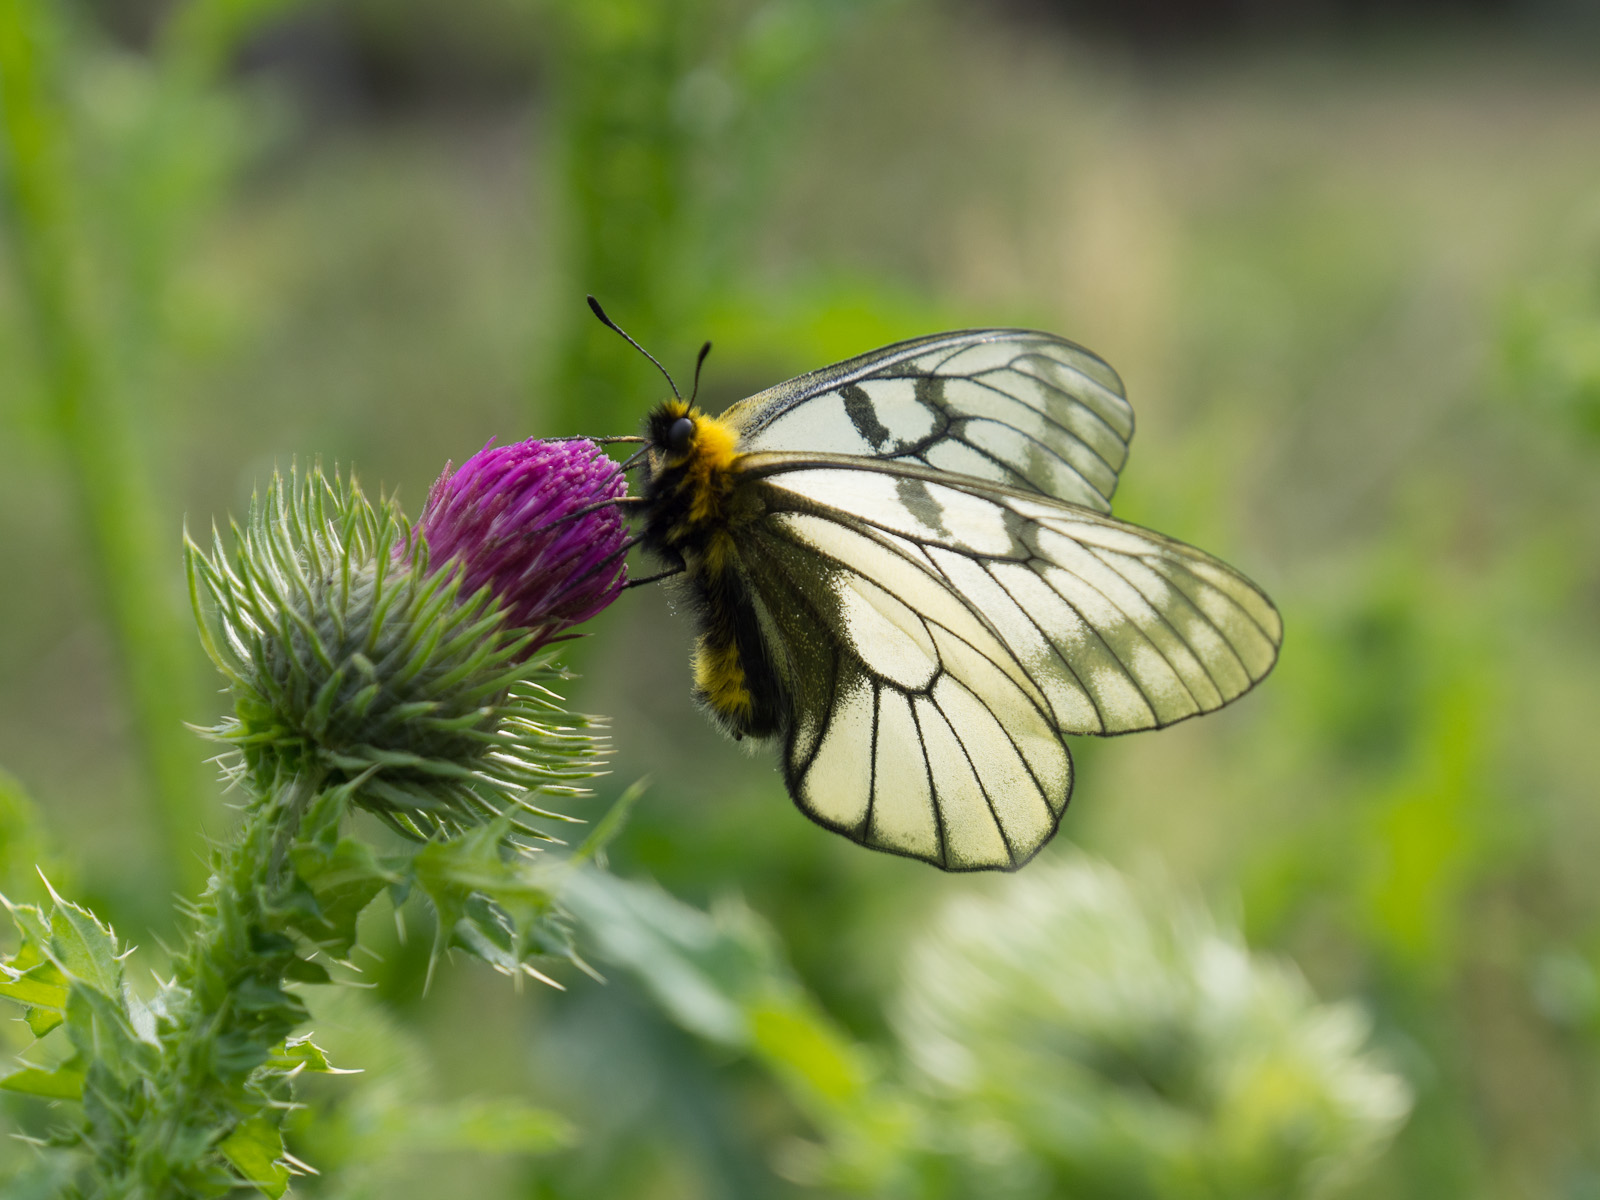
[894,856,1411,1200]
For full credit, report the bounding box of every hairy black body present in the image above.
[638,399,787,740]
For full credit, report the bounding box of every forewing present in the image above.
[723,330,1133,512]
[747,520,1069,871]
[741,462,1281,870]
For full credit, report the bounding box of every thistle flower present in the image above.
[416,438,630,652]
[186,457,623,842]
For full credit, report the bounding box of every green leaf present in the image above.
[231,976,301,1015]
[448,893,524,975]
[64,986,152,1085]
[290,836,394,957]
[411,819,573,983]
[414,820,542,904]
[219,1117,290,1199]
[280,956,331,984]
[0,966,69,1009]
[1,898,53,958]
[41,878,121,995]
[569,778,649,866]
[559,869,908,1168]
[274,1033,359,1074]
[748,1001,873,1110]
[25,1007,63,1037]
[0,941,70,1011]
[1,895,99,1058]
[213,1029,286,1080]
[0,1066,85,1099]
[558,870,751,1045]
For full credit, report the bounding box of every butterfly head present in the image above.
[645,399,740,476]
[646,399,699,465]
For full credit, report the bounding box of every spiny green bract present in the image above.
[186,464,605,843]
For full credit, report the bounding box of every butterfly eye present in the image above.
[667,416,695,454]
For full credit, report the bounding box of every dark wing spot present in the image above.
[897,475,951,538]
[842,384,893,451]
[914,375,946,414]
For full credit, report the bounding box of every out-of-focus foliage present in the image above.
[5,0,1600,1196]
[541,0,902,436]
[1504,264,1600,445]
[0,0,303,897]
[893,859,1409,1199]
[0,770,62,902]
[284,986,578,1200]
[554,858,1407,1199]
[560,869,918,1193]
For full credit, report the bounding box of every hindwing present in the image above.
[733,456,1282,870]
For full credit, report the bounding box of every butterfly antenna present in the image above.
[689,341,712,407]
[587,295,680,400]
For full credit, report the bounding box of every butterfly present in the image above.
[602,304,1282,871]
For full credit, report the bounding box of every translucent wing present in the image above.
[736,457,1281,870]
[722,330,1133,513]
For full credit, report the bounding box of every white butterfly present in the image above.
[633,328,1281,870]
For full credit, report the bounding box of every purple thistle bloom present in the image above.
[416,438,630,651]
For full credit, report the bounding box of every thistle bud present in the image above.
[416,438,630,652]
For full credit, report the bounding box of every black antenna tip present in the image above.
[690,340,714,405]
[585,295,682,400]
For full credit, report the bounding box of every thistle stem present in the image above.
[87,770,333,1197]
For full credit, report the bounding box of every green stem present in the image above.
[0,0,211,891]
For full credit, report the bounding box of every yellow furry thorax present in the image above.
[683,405,739,473]
[655,399,744,530]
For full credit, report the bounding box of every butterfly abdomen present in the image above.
[690,565,786,739]
[641,400,787,741]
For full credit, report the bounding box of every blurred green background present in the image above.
[4,0,1600,1196]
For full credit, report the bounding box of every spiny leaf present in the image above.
[273,1033,359,1075]
[570,778,649,867]
[219,1117,291,1199]
[42,877,121,996]
[289,836,396,958]
[26,1006,64,1037]
[280,957,332,984]
[0,1066,85,1100]
[1,897,53,957]
[408,820,577,985]
[0,939,69,1011]
[64,986,152,1086]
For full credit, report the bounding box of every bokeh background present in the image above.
[4,0,1600,1196]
